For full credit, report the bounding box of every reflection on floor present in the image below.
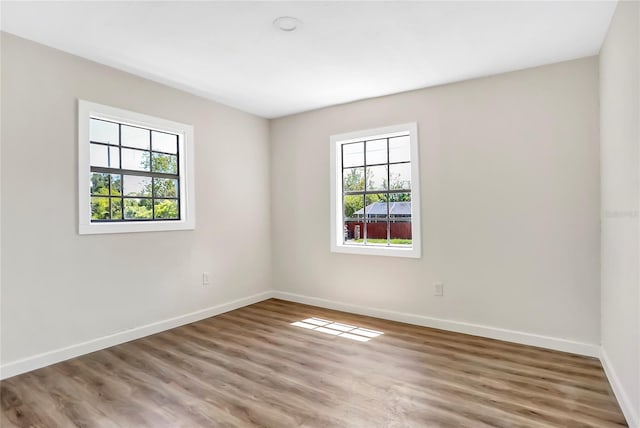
[291,317,384,342]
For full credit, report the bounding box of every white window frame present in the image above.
[330,123,421,258]
[78,100,195,235]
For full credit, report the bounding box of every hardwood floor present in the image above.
[1,299,627,427]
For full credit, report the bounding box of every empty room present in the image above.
[1,1,638,427]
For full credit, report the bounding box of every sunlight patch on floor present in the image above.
[291,317,384,342]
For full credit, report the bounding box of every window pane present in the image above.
[111,198,123,220]
[344,194,365,220]
[90,143,119,168]
[153,178,178,198]
[389,163,411,190]
[91,173,109,195]
[344,195,364,244]
[90,143,107,167]
[109,146,120,168]
[365,194,388,218]
[365,222,388,244]
[366,139,387,165]
[365,194,388,244]
[342,142,364,168]
[121,125,150,150]
[343,167,364,192]
[90,119,118,145]
[121,148,150,171]
[151,153,178,174]
[390,193,412,246]
[123,175,152,197]
[152,131,178,154]
[389,136,411,163]
[366,165,388,191]
[124,198,152,219]
[389,191,411,202]
[154,199,179,220]
[91,197,110,220]
[110,174,122,195]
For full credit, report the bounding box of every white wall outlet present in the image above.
[434,282,444,296]
[202,272,210,286]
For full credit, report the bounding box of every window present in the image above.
[78,100,195,234]
[330,123,421,258]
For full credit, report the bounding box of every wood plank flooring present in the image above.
[0,299,627,427]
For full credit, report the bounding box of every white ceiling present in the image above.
[1,1,617,118]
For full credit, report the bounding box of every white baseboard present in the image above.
[4,289,628,423]
[272,290,601,358]
[0,291,273,380]
[600,348,639,428]
[0,289,601,375]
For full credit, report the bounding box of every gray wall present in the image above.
[0,33,272,364]
[599,0,640,424]
[271,57,601,348]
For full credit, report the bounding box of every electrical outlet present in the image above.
[434,282,444,296]
[202,272,210,286]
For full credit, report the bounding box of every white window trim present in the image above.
[330,122,421,258]
[78,100,195,235]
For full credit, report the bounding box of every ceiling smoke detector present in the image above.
[273,16,300,32]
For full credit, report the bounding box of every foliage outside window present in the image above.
[330,123,421,258]
[89,119,180,221]
[78,100,195,235]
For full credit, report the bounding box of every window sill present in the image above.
[331,243,421,258]
[79,219,194,235]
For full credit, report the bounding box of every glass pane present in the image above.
[110,174,122,195]
[390,193,412,246]
[389,163,411,190]
[154,199,179,220]
[344,194,365,220]
[153,178,178,198]
[90,173,109,195]
[342,142,364,168]
[152,131,178,154]
[111,198,123,220]
[121,125,150,150]
[90,144,118,168]
[90,119,118,145]
[365,194,388,244]
[124,198,152,219]
[152,153,178,174]
[343,194,364,244]
[121,148,150,171]
[366,139,387,165]
[365,222,388,244]
[389,190,411,202]
[365,194,388,217]
[389,136,411,163]
[91,197,110,220]
[366,165,388,191]
[123,175,151,197]
[109,146,120,168]
[90,143,107,167]
[343,167,364,192]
